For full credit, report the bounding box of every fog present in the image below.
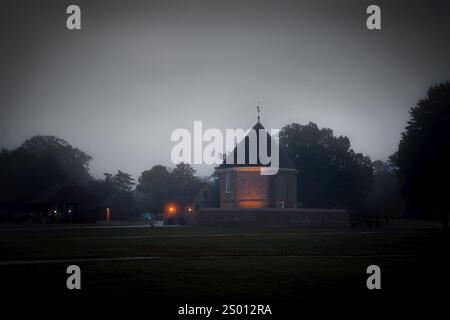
[1,0,449,178]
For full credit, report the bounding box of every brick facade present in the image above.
[194,208,349,227]
[218,167,297,208]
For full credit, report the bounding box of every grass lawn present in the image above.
[0,225,449,308]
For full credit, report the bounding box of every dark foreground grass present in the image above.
[0,225,449,311]
[0,226,443,259]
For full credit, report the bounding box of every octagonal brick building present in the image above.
[216,120,298,209]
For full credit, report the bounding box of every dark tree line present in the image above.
[0,136,91,203]
[0,136,202,219]
[2,82,448,222]
[136,162,202,213]
[0,128,404,221]
[279,122,374,212]
[391,82,450,220]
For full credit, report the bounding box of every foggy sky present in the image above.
[1,0,450,179]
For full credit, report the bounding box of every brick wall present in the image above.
[219,171,236,208]
[194,208,349,227]
[236,171,269,207]
[270,170,297,208]
[218,167,297,208]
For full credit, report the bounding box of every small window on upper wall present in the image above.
[225,173,232,194]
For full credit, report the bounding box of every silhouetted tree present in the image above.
[137,165,174,212]
[171,162,201,204]
[137,163,201,212]
[279,122,373,211]
[0,136,92,202]
[392,82,450,219]
[18,136,92,185]
[108,170,135,192]
[87,170,135,205]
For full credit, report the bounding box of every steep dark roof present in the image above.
[217,121,295,170]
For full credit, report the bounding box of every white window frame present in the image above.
[225,173,232,194]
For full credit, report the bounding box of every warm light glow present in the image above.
[188,208,192,212]
[238,200,266,208]
[165,203,178,215]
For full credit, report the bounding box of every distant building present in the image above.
[30,181,97,223]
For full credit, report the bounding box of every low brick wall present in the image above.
[194,208,349,227]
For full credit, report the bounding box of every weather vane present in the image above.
[257,101,261,122]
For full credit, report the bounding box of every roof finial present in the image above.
[257,101,261,123]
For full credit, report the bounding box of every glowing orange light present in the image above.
[239,200,266,208]
[165,203,178,215]
[188,208,192,212]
